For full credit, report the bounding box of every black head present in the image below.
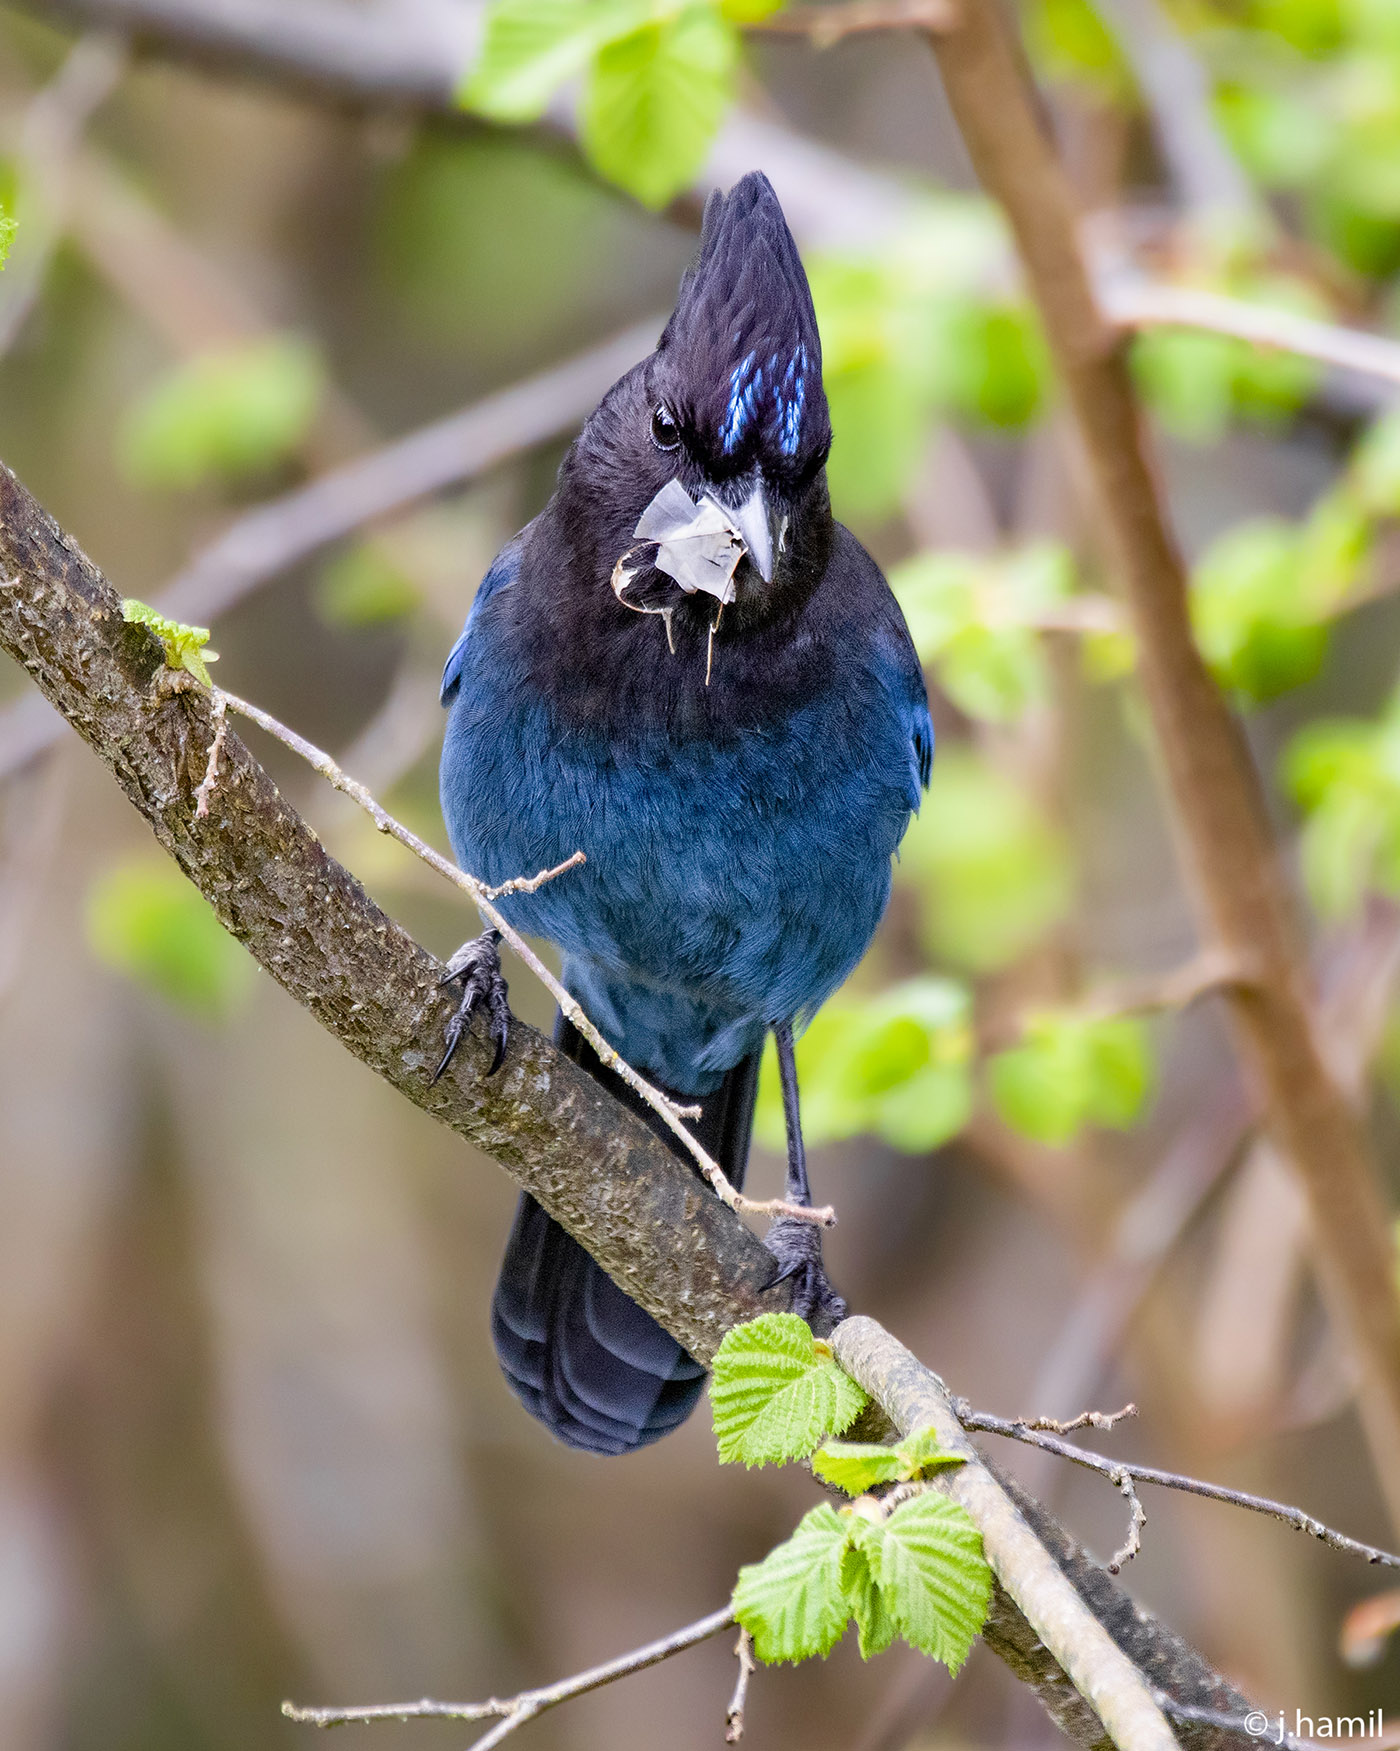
[652,171,832,490]
[550,172,834,631]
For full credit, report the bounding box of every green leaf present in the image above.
[460,0,652,121]
[866,1495,992,1673]
[86,859,256,1021]
[732,1504,851,1663]
[0,205,14,270]
[841,1524,900,1658]
[121,335,324,491]
[121,598,219,686]
[813,1428,965,1495]
[582,6,737,209]
[812,1443,910,1495]
[720,0,785,17]
[711,1313,867,1465]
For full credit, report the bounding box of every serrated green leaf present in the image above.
[582,7,737,208]
[732,1504,850,1663]
[86,859,256,1021]
[120,335,324,491]
[840,1526,899,1659]
[814,1429,965,1495]
[460,0,652,121]
[121,599,219,686]
[711,1313,867,1465]
[813,1443,909,1495]
[868,1495,992,1673]
[897,1427,966,1476]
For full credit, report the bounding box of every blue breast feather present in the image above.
[441,537,932,1093]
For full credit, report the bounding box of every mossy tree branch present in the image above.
[1,459,1256,1748]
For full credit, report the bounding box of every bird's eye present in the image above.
[650,404,680,451]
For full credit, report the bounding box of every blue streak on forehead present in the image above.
[719,351,763,455]
[776,345,807,458]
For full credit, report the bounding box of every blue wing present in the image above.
[882,612,934,812]
[440,531,527,707]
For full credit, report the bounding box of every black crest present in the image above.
[653,172,831,480]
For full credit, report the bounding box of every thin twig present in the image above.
[833,1318,1180,1751]
[725,1627,756,1744]
[193,689,228,817]
[1101,276,1400,393]
[958,1404,1400,1569]
[282,1605,736,1739]
[211,688,832,1229]
[1106,1468,1147,1575]
[1083,949,1249,1024]
[479,850,586,900]
[1019,1403,1138,1435]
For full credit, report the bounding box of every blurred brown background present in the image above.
[1,2,1399,1748]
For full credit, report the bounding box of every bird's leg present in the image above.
[431,928,510,1083]
[762,1020,847,1327]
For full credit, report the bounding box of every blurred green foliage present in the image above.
[374,137,640,357]
[1189,405,1400,705]
[1285,688,1400,918]
[892,543,1076,724]
[1025,0,1134,100]
[1207,0,1400,273]
[808,207,1049,520]
[0,203,14,270]
[988,1009,1155,1146]
[119,335,324,491]
[898,750,1075,974]
[754,978,973,1155]
[315,543,422,628]
[86,860,256,1021]
[85,0,1400,1177]
[463,0,782,207]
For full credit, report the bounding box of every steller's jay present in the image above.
[437,172,932,1455]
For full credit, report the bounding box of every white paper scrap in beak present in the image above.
[633,480,746,605]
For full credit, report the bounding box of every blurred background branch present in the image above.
[4,0,1400,1746]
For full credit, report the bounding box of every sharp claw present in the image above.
[760,1259,803,1294]
[430,1032,460,1086]
[433,932,511,1084]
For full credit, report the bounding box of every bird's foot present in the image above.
[432,929,510,1083]
[762,1216,847,1328]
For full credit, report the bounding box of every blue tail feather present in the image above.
[491,1019,758,1455]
